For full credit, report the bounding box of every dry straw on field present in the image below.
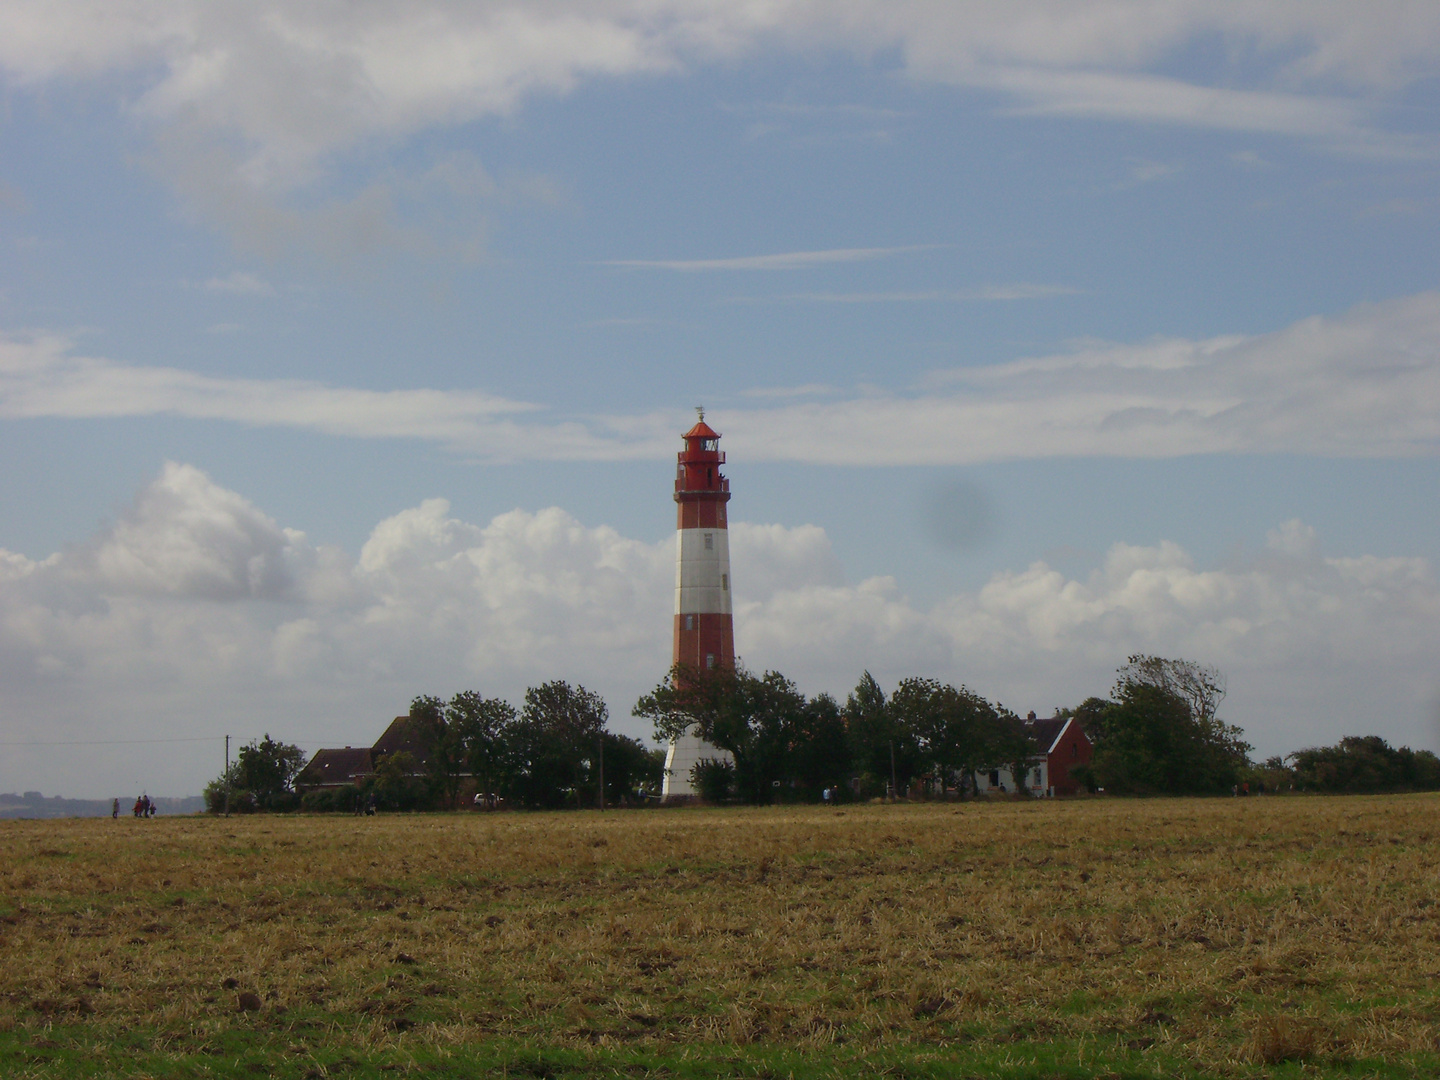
[2,795,1439,1072]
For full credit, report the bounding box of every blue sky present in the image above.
[1,3,1438,796]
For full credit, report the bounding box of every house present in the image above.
[972,711,1094,797]
[295,715,434,794]
[370,715,432,771]
[294,746,374,790]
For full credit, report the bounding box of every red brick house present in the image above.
[973,711,1094,796]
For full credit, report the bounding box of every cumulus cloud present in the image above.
[1,465,1436,795]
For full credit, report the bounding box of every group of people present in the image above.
[112,795,158,818]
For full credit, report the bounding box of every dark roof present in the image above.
[295,747,373,787]
[1023,715,1090,755]
[371,715,431,766]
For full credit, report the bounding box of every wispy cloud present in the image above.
[973,66,1435,158]
[600,245,941,272]
[5,292,1439,464]
[741,383,838,399]
[200,271,275,296]
[726,284,1079,303]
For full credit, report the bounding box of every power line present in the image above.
[0,736,226,748]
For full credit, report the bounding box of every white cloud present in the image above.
[5,291,1440,463]
[200,270,274,295]
[602,246,937,272]
[727,284,1078,303]
[0,331,630,461]
[722,291,1440,464]
[1,467,1436,795]
[2,2,1434,200]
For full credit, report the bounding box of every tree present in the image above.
[788,693,851,799]
[1289,736,1440,793]
[204,734,307,812]
[598,732,665,805]
[409,694,468,809]
[511,681,609,809]
[371,750,425,810]
[236,734,307,797]
[689,757,736,803]
[1086,658,1250,794]
[890,678,1022,795]
[448,690,517,808]
[635,663,808,804]
[1118,654,1234,734]
[843,671,920,798]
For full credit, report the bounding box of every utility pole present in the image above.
[597,734,605,812]
[223,734,230,817]
[890,739,897,803]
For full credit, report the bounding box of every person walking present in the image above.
[111,797,119,819]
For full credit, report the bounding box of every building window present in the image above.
[684,614,694,631]
[988,770,1000,786]
[721,573,728,591]
[704,533,713,550]
[1071,742,1078,759]
[705,653,716,669]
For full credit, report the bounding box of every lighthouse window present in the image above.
[722,573,728,591]
[684,615,694,631]
[704,533,713,550]
[705,653,716,669]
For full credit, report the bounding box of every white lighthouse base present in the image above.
[662,730,734,801]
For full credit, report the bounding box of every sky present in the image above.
[1,1,1438,797]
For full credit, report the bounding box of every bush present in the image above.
[690,758,735,804]
[301,787,362,813]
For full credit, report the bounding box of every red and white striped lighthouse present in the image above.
[662,408,736,799]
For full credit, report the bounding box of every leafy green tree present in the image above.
[509,681,609,809]
[205,734,307,812]
[1289,736,1440,793]
[371,750,425,810]
[890,679,1021,795]
[843,671,920,797]
[635,663,808,804]
[236,734,307,798]
[448,690,517,808]
[1086,659,1249,794]
[788,693,852,799]
[599,732,665,804]
[409,694,468,809]
[689,757,736,803]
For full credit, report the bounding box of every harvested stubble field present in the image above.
[2,797,1440,1079]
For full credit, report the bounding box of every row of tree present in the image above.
[204,656,1440,812]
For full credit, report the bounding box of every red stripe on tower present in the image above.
[672,410,734,672]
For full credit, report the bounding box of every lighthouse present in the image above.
[662,408,736,799]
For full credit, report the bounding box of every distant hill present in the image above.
[0,791,205,819]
